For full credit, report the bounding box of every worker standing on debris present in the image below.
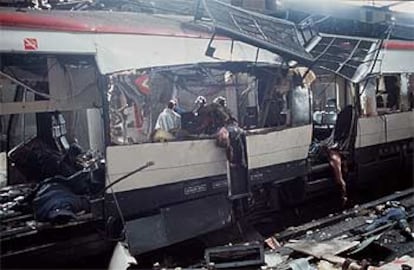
[155,99,181,132]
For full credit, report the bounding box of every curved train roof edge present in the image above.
[0,8,215,38]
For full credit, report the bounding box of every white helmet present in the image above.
[213,96,226,107]
[195,95,207,105]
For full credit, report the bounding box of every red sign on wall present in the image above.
[23,38,38,50]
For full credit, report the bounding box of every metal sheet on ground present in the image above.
[285,239,359,258]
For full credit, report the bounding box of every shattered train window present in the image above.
[108,67,230,145]
[108,71,152,145]
[108,64,268,144]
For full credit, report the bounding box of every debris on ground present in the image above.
[376,255,414,270]
[77,189,413,270]
[205,242,264,268]
[284,239,360,258]
[171,189,414,270]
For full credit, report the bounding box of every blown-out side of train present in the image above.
[0,1,412,263]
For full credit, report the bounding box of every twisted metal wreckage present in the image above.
[0,0,413,268]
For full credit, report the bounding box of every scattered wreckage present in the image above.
[0,0,413,268]
[137,189,413,269]
[257,188,414,270]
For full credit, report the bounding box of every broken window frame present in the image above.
[107,62,310,146]
[0,53,106,185]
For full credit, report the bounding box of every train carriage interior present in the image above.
[0,53,109,260]
[308,69,413,202]
[107,62,312,146]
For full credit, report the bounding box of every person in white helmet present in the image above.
[213,96,227,107]
[195,96,236,135]
[193,95,207,116]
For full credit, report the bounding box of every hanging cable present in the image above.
[0,70,51,100]
[0,69,96,102]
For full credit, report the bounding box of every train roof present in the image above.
[0,8,281,74]
[1,4,413,78]
[0,8,211,37]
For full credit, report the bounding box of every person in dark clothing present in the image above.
[384,76,399,110]
[214,98,249,207]
[33,182,90,224]
[354,201,414,240]
[210,97,245,165]
[196,96,237,135]
[313,106,355,206]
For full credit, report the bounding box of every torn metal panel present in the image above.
[202,0,381,83]
[202,0,314,64]
[307,34,381,83]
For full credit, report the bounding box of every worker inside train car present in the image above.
[196,96,237,135]
[155,99,181,132]
[152,100,181,142]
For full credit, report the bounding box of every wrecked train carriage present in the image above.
[200,0,414,198]
[0,7,307,261]
[0,1,413,262]
[0,13,108,266]
[104,1,414,255]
